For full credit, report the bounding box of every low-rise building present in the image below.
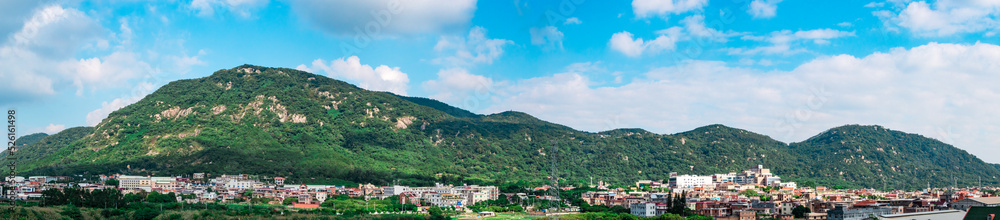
[827,206,893,220]
[631,202,657,217]
[953,197,1000,211]
[877,209,965,220]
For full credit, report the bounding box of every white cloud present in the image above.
[422,68,496,109]
[837,22,853,27]
[865,2,885,8]
[730,28,854,55]
[530,26,564,51]
[298,56,410,95]
[44,123,65,134]
[433,26,513,66]
[482,42,1000,163]
[290,0,477,36]
[748,0,782,19]
[86,82,157,126]
[673,14,741,42]
[62,51,154,95]
[632,0,709,18]
[878,0,1000,36]
[189,0,269,18]
[564,17,582,25]
[609,31,677,57]
[0,5,109,100]
[0,0,51,39]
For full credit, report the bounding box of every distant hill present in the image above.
[16,133,48,147]
[2,127,93,169]
[11,65,999,189]
[993,163,1000,172]
[790,125,999,189]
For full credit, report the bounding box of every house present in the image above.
[274,177,285,186]
[953,197,1000,211]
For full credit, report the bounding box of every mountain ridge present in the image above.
[10,65,998,189]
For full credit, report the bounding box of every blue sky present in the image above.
[2,0,1000,163]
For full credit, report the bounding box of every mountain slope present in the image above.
[13,65,999,189]
[2,127,92,170]
[790,125,1000,189]
[16,133,48,147]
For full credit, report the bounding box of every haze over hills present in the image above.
[8,65,998,189]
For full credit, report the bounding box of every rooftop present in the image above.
[967,197,1000,205]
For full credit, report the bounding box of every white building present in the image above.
[713,173,737,183]
[225,180,256,190]
[631,202,657,217]
[118,176,152,191]
[316,192,327,203]
[5,176,24,183]
[778,182,797,189]
[383,185,409,196]
[669,174,712,188]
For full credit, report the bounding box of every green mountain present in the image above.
[2,127,92,168]
[790,125,1000,189]
[993,163,1000,172]
[11,65,1000,189]
[16,133,48,147]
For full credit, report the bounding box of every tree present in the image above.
[428,206,447,220]
[686,215,713,220]
[792,205,811,218]
[803,181,817,188]
[283,197,298,205]
[104,178,119,186]
[41,188,67,206]
[132,207,161,220]
[60,204,83,220]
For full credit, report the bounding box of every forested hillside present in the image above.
[1,127,93,169]
[790,125,999,189]
[11,65,999,189]
[15,133,48,147]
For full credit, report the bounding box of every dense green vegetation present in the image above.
[1,127,94,171]
[3,187,443,220]
[15,133,48,147]
[10,65,1000,190]
[790,125,1000,189]
[992,163,1000,172]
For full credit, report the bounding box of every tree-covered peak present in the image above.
[16,133,49,147]
[392,95,479,118]
[597,128,652,136]
[481,111,553,126]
